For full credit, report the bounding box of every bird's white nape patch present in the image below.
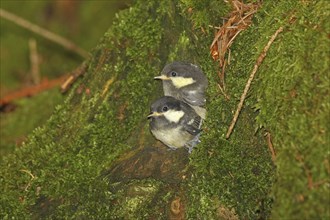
[163,110,185,123]
[170,77,195,88]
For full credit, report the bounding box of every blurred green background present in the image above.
[0,0,131,157]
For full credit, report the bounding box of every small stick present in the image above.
[226,27,283,139]
[20,169,35,191]
[217,84,230,100]
[20,169,35,179]
[228,49,231,65]
[60,63,88,93]
[227,29,242,47]
[208,25,221,29]
[29,38,40,84]
[295,154,314,189]
[0,8,89,58]
[295,154,329,189]
[237,10,259,26]
[265,132,276,161]
[0,75,68,106]
[101,76,116,97]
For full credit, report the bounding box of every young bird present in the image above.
[148,96,202,153]
[154,61,208,119]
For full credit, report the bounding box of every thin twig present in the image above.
[29,38,40,84]
[217,84,230,100]
[0,75,68,106]
[60,63,88,93]
[208,25,221,29]
[20,169,35,179]
[101,76,116,97]
[295,154,329,189]
[210,0,260,99]
[237,10,258,25]
[0,8,89,58]
[265,132,276,161]
[228,49,231,65]
[227,29,242,47]
[226,27,284,139]
[20,169,35,191]
[295,154,314,189]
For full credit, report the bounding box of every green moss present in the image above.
[187,107,274,219]
[180,0,329,219]
[179,0,231,32]
[0,89,64,156]
[1,1,179,218]
[252,1,330,219]
[1,0,328,219]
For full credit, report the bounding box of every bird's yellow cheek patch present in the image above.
[163,110,185,123]
[170,77,195,88]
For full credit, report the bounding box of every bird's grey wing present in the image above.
[192,106,206,120]
[184,123,201,136]
[179,101,203,136]
[181,114,202,136]
[182,89,206,106]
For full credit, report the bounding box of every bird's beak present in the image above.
[147,112,162,119]
[154,75,170,80]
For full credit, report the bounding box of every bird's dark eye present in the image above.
[171,71,177,77]
[162,106,168,112]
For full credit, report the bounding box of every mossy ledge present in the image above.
[1,0,329,219]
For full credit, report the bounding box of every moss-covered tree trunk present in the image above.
[1,0,329,219]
